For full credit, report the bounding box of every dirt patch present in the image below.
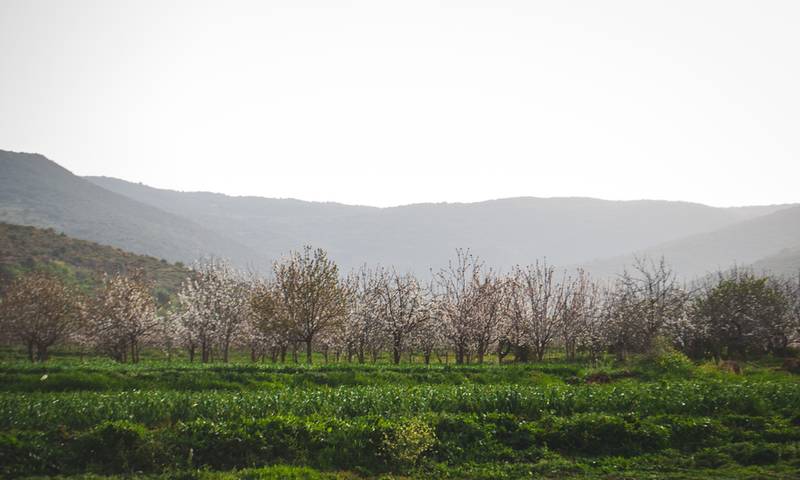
[781,358,800,374]
[719,360,742,375]
[584,370,638,384]
[584,372,612,384]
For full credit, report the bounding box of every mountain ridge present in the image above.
[0,150,268,271]
[85,173,795,274]
[582,204,800,278]
[3,148,798,277]
[87,175,793,213]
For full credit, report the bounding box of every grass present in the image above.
[1,352,799,479]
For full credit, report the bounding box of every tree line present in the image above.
[1,247,798,364]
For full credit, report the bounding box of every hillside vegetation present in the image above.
[0,222,190,299]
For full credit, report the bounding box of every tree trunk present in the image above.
[131,338,139,364]
[35,343,49,362]
[535,346,545,362]
[305,339,313,364]
[455,346,465,365]
[513,345,529,363]
[201,340,210,363]
[392,341,402,365]
[616,347,626,362]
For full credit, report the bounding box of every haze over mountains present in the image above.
[585,206,800,277]
[2,149,798,278]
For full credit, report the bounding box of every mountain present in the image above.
[0,222,191,301]
[4,149,795,277]
[584,205,800,279]
[86,176,790,274]
[85,175,378,265]
[0,150,267,270]
[751,247,800,278]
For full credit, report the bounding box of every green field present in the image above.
[1,355,800,479]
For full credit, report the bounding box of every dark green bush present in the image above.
[718,415,800,444]
[433,414,515,463]
[0,430,73,477]
[0,432,28,477]
[74,420,158,473]
[719,442,782,466]
[537,413,669,456]
[170,415,425,473]
[306,416,386,471]
[172,417,312,469]
[692,448,734,469]
[482,413,536,453]
[651,415,730,451]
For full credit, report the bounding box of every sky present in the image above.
[1,1,799,208]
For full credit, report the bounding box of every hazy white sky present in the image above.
[1,1,798,207]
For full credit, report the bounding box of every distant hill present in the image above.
[752,247,800,278]
[0,222,191,301]
[583,205,800,279]
[86,176,789,274]
[2,149,796,277]
[0,150,267,270]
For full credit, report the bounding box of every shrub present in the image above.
[74,420,157,473]
[380,418,435,470]
[172,417,312,469]
[433,415,514,463]
[651,415,730,451]
[719,442,782,466]
[0,432,28,477]
[306,416,385,471]
[482,413,537,454]
[692,448,734,469]
[538,414,669,456]
[646,337,695,375]
[655,350,695,375]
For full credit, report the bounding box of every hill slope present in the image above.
[3,149,794,277]
[584,205,800,278]
[86,176,789,274]
[0,222,191,300]
[751,247,800,277]
[0,150,267,270]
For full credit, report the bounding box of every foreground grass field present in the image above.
[2,355,800,479]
